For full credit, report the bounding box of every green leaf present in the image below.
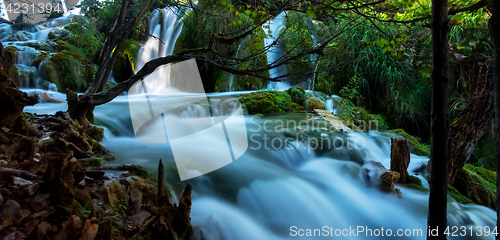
[227,3,233,8]
[382,46,392,53]
[252,11,258,18]
[237,20,243,25]
[221,0,226,6]
[245,10,251,15]
[306,10,316,19]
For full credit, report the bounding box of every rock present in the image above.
[3,199,21,220]
[390,138,410,183]
[314,109,352,132]
[74,188,92,207]
[94,220,112,240]
[379,171,400,192]
[51,215,84,240]
[307,97,325,110]
[79,218,99,240]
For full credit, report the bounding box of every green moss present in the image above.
[406,183,429,192]
[406,175,422,185]
[239,91,304,115]
[388,129,430,157]
[50,50,85,63]
[4,46,18,56]
[48,31,56,39]
[9,65,19,83]
[452,165,496,208]
[287,87,306,105]
[113,40,139,82]
[333,98,388,131]
[40,50,91,92]
[465,164,496,185]
[31,52,49,67]
[448,185,474,204]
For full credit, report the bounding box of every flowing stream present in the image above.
[8,6,499,240]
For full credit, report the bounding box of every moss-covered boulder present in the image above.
[31,52,49,67]
[40,50,95,92]
[448,185,474,204]
[239,91,304,115]
[307,97,325,110]
[452,164,496,208]
[388,129,430,157]
[286,87,306,105]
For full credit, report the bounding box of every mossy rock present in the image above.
[447,185,474,205]
[9,65,19,83]
[6,32,32,41]
[31,52,49,67]
[4,46,18,57]
[239,91,304,115]
[48,31,56,39]
[452,164,496,208]
[307,97,325,110]
[406,183,429,192]
[388,129,430,157]
[40,50,92,92]
[286,87,306,105]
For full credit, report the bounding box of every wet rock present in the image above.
[307,97,325,111]
[51,215,84,240]
[79,218,99,240]
[74,188,92,207]
[3,199,21,220]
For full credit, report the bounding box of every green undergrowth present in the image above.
[387,129,430,157]
[332,98,388,131]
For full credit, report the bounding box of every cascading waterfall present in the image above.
[10,4,498,240]
[0,15,72,89]
[22,92,497,240]
[135,7,183,94]
[264,12,292,91]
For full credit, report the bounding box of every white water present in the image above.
[135,7,183,94]
[22,91,497,240]
[264,12,292,91]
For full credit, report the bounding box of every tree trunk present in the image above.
[489,0,500,239]
[390,138,410,183]
[427,0,450,238]
[448,60,493,184]
[0,42,38,128]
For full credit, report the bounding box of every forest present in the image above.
[0,0,499,239]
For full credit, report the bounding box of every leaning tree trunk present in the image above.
[427,0,450,238]
[448,60,493,184]
[489,0,500,239]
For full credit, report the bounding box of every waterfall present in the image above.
[264,12,292,91]
[135,7,183,94]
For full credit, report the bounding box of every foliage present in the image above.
[63,17,102,60]
[332,98,388,131]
